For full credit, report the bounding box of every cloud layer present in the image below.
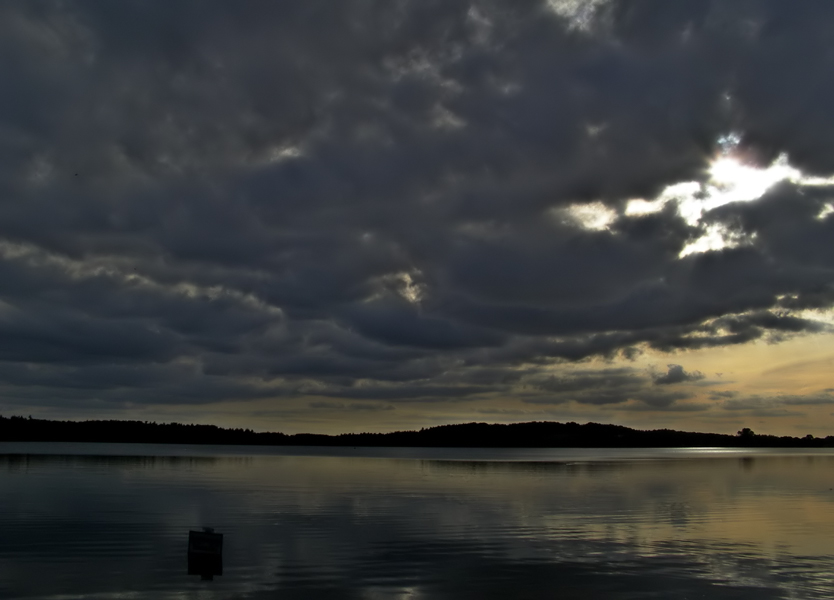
[1,0,834,420]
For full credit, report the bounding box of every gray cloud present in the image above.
[523,367,693,409]
[308,401,395,412]
[722,392,834,415]
[654,364,705,385]
[618,401,711,413]
[709,390,738,400]
[1,0,834,414]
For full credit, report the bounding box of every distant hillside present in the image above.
[1,415,832,448]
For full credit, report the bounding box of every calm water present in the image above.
[2,444,834,599]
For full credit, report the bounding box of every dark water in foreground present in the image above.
[2,444,834,599]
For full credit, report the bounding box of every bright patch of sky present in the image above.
[818,203,834,221]
[561,133,834,255]
[625,133,834,256]
[557,201,617,231]
[545,0,609,31]
[367,270,425,304]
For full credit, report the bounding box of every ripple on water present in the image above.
[2,446,834,599]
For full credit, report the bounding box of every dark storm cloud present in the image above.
[703,182,834,280]
[2,0,834,413]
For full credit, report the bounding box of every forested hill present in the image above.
[1,416,832,448]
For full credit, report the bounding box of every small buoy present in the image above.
[188,528,223,580]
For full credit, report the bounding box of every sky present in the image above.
[1,0,834,436]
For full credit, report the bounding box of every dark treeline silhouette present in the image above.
[1,415,833,447]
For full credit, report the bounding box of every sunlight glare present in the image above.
[624,136,834,257]
[705,154,801,213]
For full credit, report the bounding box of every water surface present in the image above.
[2,443,834,599]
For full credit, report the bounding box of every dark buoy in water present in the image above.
[188,527,223,580]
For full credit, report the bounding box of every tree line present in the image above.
[1,415,833,447]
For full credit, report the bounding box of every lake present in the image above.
[2,443,834,599]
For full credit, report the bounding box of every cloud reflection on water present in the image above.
[1,448,834,599]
